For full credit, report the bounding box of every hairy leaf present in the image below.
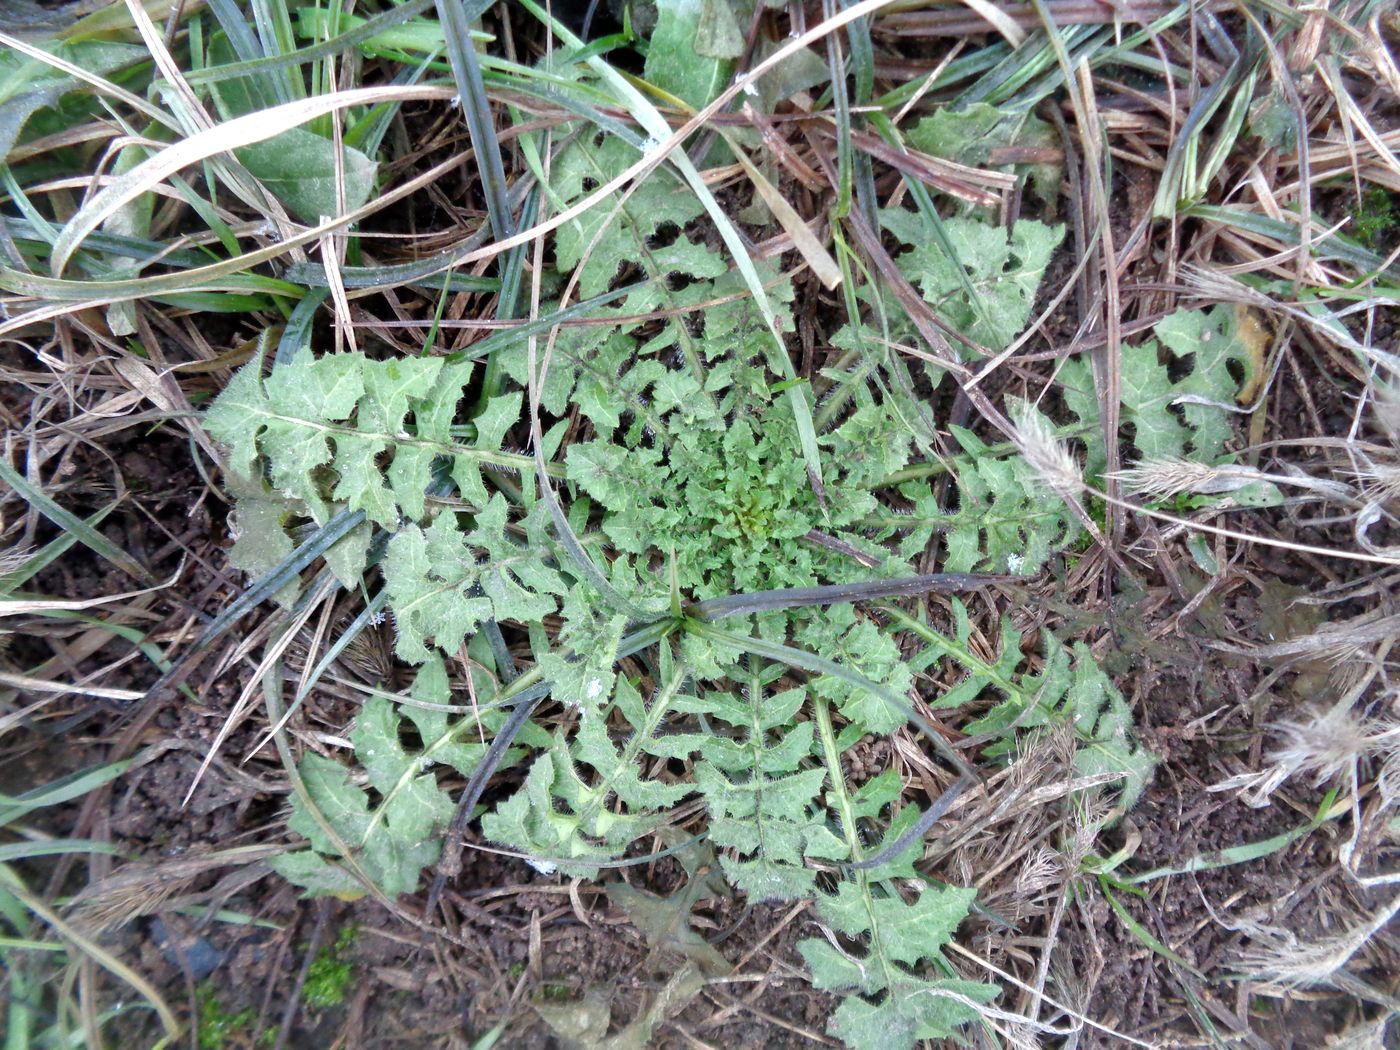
[880,210,1065,351]
[657,682,848,900]
[878,427,1078,575]
[916,606,1158,810]
[273,658,532,898]
[645,0,740,108]
[552,132,724,299]
[205,350,529,528]
[236,129,377,225]
[483,672,689,878]
[1062,305,1258,473]
[384,495,564,664]
[907,103,1061,205]
[799,881,996,1048]
[278,752,441,899]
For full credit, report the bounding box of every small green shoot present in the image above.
[196,983,256,1050]
[302,925,357,1010]
[1353,185,1397,251]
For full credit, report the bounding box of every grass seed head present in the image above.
[1220,696,1400,806]
[1236,892,1400,990]
[1354,460,1400,505]
[1111,457,1226,499]
[1007,396,1082,498]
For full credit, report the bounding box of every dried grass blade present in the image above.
[727,140,842,289]
[48,85,447,275]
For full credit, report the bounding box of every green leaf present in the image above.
[353,696,456,842]
[749,32,831,114]
[474,496,567,624]
[267,849,364,899]
[817,880,974,966]
[1061,644,1158,811]
[536,612,627,711]
[881,428,1077,574]
[206,350,541,533]
[907,103,1061,204]
[645,0,740,109]
[283,753,440,898]
[880,211,1064,352]
[566,439,633,506]
[798,880,995,1049]
[0,40,148,158]
[234,127,377,224]
[323,517,373,587]
[945,622,1157,807]
[1062,305,1256,472]
[277,670,518,900]
[794,617,910,735]
[1248,89,1299,152]
[226,489,298,609]
[824,977,998,1049]
[472,391,523,453]
[383,496,563,664]
[552,133,722,299]
[383,515,484,662]
[483,666,690,877]
[657,673,853,902]
[202,30,376,221]
[606,834,731,976]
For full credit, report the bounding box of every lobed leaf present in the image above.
[1062,305,1259,473]
[272,660,528,898]
[880,210,1065,352]
[383,495,564,664]
[798,880,995,1049]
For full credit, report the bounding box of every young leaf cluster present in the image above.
[206,116,1154,1050]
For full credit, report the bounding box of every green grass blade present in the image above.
[275,288,328,365]
[689,573,1014,621]
[1097,877,1205,978]
[180,507,367,661]
[0,267,304,302]
[1118,789,1342,886]
[0,460,153,584]
[0,500,118,595]
[206,0,266,65]
[1184,203,1400,280]
[0,762,132,826]
[283,259,498,292]
[187,0,442,87]
[0,842,123,863]
[249,0,305,106]
[437,0,514,241]
[442,278,648,363]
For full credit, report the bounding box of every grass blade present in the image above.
[0,460,152,584]
[688,573,1016,621]
[437,0,514,241]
